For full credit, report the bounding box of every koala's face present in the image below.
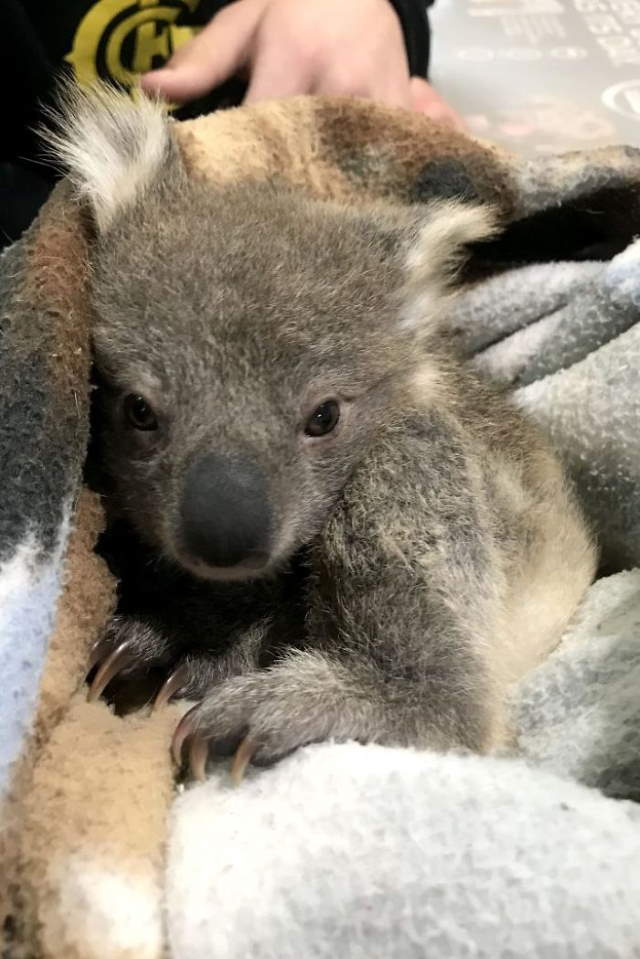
[45,87,491,582]
[91,180,420,581]
[90,167,485,581]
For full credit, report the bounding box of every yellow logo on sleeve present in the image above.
[66,0,200,93]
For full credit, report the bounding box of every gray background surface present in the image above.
[431,0,640,152]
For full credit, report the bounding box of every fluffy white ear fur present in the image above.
[400,201,497,333]
[42,82,171,231]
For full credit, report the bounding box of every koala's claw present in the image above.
[189,733,210,782]
[86,618,185,708]
[230,736,257,785]
[88,635,111,671]
[171,703,200,767]
[153,663,189,711]
[171,707,210,782]
[87,638,136,702]
[170,706,256,784]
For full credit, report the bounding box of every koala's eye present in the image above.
[305,400,340,438]
[123,394,158,431]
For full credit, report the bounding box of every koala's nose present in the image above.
[180,453,271,568]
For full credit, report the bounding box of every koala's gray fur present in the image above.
[56,88,595,767]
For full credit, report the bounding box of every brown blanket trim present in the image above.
[176,97,519,219]
[2,491,116,955]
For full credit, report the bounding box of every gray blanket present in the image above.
[454,241,640,571]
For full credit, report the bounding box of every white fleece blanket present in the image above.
[167,570,640,959]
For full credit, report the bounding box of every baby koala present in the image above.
[53,88,595,778]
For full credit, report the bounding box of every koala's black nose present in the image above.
[180,453,271,568]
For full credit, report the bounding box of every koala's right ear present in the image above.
[41,81,173,232]
[400,200,498,335]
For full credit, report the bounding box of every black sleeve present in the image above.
[2,0,56,166]
[388,0,432,78]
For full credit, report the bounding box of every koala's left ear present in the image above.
[400,200,498,333]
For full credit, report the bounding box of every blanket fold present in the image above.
[450,235,640,570]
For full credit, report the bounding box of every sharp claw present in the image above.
[189,733,209,782]
[153,663,189,712]
[87,639,135,702]
[171,704,200,767]
[230,736,257,786]
[87,635,113,671]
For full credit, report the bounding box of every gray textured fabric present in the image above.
[514,569,640,802]
[0,188,90,793]
[450,239,640,571]
[167,574,640,959]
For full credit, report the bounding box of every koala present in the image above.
[50,87,596,779]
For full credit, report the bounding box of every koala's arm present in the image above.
[186,411,501,764]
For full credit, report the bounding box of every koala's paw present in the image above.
[171,652,358,783]
[87,616,212,712]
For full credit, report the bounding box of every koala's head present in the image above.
[50,87,494,581]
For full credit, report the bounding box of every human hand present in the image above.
[141,0,413,108]
[409,77,465,129]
